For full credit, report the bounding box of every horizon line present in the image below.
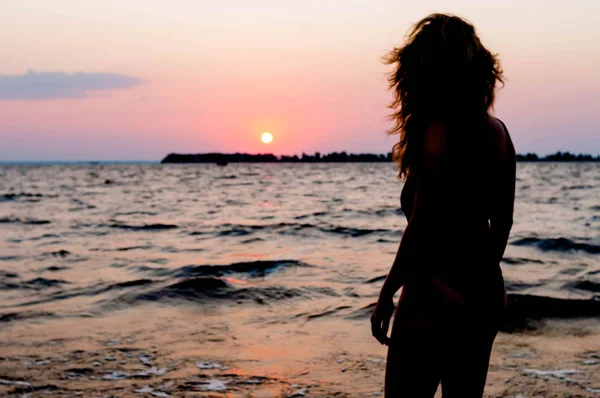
[1,150,600,165]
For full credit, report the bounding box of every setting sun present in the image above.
[261,132,273,144]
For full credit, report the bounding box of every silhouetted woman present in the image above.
[371,14,516,397]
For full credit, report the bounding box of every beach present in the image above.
[1,310,599,397]
[1,162,599,397]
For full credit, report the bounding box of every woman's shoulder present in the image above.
[488,116,516,161]
[490,116,509,135]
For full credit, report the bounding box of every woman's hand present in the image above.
[371,295,395,346]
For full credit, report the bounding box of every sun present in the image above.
[261,132,273,144]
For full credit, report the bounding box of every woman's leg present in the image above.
[384,290,442,398]
[439,321,498,398]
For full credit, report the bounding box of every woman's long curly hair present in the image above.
[384,13,504,180]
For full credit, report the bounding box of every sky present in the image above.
[0,0,599,161]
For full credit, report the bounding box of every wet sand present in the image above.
[1,306,598,397]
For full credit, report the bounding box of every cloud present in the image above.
[0,70,143,100]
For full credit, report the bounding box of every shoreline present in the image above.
[1,305,598,397]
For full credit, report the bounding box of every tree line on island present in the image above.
[161,151,600,164]
[162,152,391,164]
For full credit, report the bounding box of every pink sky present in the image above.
[1,1,599,161]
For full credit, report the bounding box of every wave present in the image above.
[113,279,154,288]
[1,277,69,291]
[504,293,600,331]
[0,311,56,323]
[564,279,600,293]
[511,237,600,254]
[587,269,600,276]
[240,237,264,244]
[217,229,251,237]
[89,245,153,252]
[209,222,396,239]
[5,270,322,311]
[0,270,18,279]
[0,217,51,225]
[25,278,70,288]
[562,184,594,190]
[320,226,393,237]
[43,266,70,272]
[299,305,353,321]
[154,260,310,278]
[113,211,159,216]
[22,233,60,242]
[38,250,71,257]
[559,267,586,275]
[504,281,546,291]
[106,273,342,308]
[364,275,386,284]
[0,281,19,290]
[340,207,404,218]
[3,279,157,309]
[2,277,70,290]
[119,277,305,305]
[345,303,376,320]
[108,223,179,231]
[0,192,56,202]
[133,265,168,273]
[303,286,340,297]
[215,222,305,233]
[293,211,329,220]
[501,257,545,265]
[0,255,26,262]
[35,250,88,264]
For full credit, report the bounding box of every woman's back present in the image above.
[399,116,515,303]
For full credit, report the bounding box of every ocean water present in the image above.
[0,162,599,326]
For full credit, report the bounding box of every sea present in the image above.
[1,161,599,396]
[0,162,598,327]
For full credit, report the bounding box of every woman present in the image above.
[371,14,516,397]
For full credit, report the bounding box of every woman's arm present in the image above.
[370,218,420,345]
[371,122,446,344]
[488,118,516,265]
[378,218,419,299]
[380,122,446,299]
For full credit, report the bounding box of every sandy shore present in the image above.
[1,305,598,397]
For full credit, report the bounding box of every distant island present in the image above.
[162,152,392,163]
[515,152,599,162]
[161,151,600,164]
